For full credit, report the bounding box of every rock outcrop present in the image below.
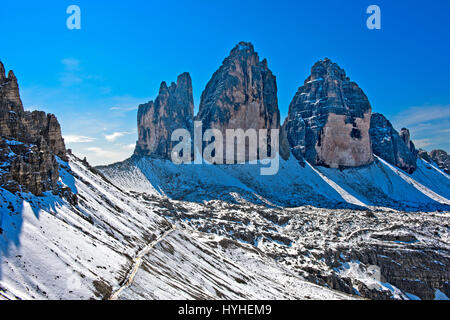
[419,149,450,175]
[429,150,450,174]
[0,61,67,195]
[196,42,280,162]
[369,113,417,173]
[282,58,373,168]
[399,127,417,154]
[134,72,194,159]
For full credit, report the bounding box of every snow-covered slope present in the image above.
[118,228,353,300]
[0,156,170,299]
[0,155,350,300]
[99,155,450,211]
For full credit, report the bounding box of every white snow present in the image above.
[1,155,353,300]
[100,155,450,211]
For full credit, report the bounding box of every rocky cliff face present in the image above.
[282,58,373,168]
[429,150,450,174]
[419,149,450,175]
[369,113,417,173]
[0,61,67,195]
[196,42,280,162]
[134,72,194,159]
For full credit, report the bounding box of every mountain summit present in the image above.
[134,72,194,159]
[282,58,373,168]
[197,41,279,133]
[0,61,67,195]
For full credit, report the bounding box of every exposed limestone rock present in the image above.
[399,127,417,154]
[428,149,450,175]
[283,58,373,168]
[134,72,194,159]
[417,149,432,163]
[370,113,417,173]
[0,61,67,195]
[196,42,280,162]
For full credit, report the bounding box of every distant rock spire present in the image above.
[0,60,5,83]
[134,72,194,158]
[0,67,23,110]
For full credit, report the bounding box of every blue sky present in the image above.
[0,0,449,165]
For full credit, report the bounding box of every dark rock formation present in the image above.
[134,72,194,159]
[196,42,280,162]
[282,58,373,168]
[417,149,432,163]
[419,149,450,175]
[399,128,417,154]
[430,150,450,174]
[370,113,417,173]
[0,61,67,195]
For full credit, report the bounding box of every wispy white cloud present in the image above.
[109,106,138,112]
[82,146,132,165]
[64,135,96,143]
[61,58,81,71]
[104,131,135,142]
[108,95,153,115]
[413,139,431,148]
[60,58,82,86]
[391,104,450,152]
[392,105,450,128]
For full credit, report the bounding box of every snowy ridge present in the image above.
[99,155,450,211]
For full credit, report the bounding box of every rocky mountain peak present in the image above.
[369,113,417,173]
[0,64,23,111]
[0,62,67,195]
[282,59,373,168]
[229,41,255,56]
[307,58,348,83]
[399,127,416,153]
[418,149,450,175]
[196,42,280,162]
[134,72,194,159]
[0,60,5,83]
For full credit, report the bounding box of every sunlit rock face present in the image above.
[369,113,417,174]
[0,61,67,195]
[283,58,373,168]
[134,72,194,159]
[196,42,280,162]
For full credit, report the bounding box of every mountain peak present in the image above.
[0,60,5,83]
[283,59,373,168]
[135,72,194,158]
[230,41,255,56]
[308,58,348,83]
